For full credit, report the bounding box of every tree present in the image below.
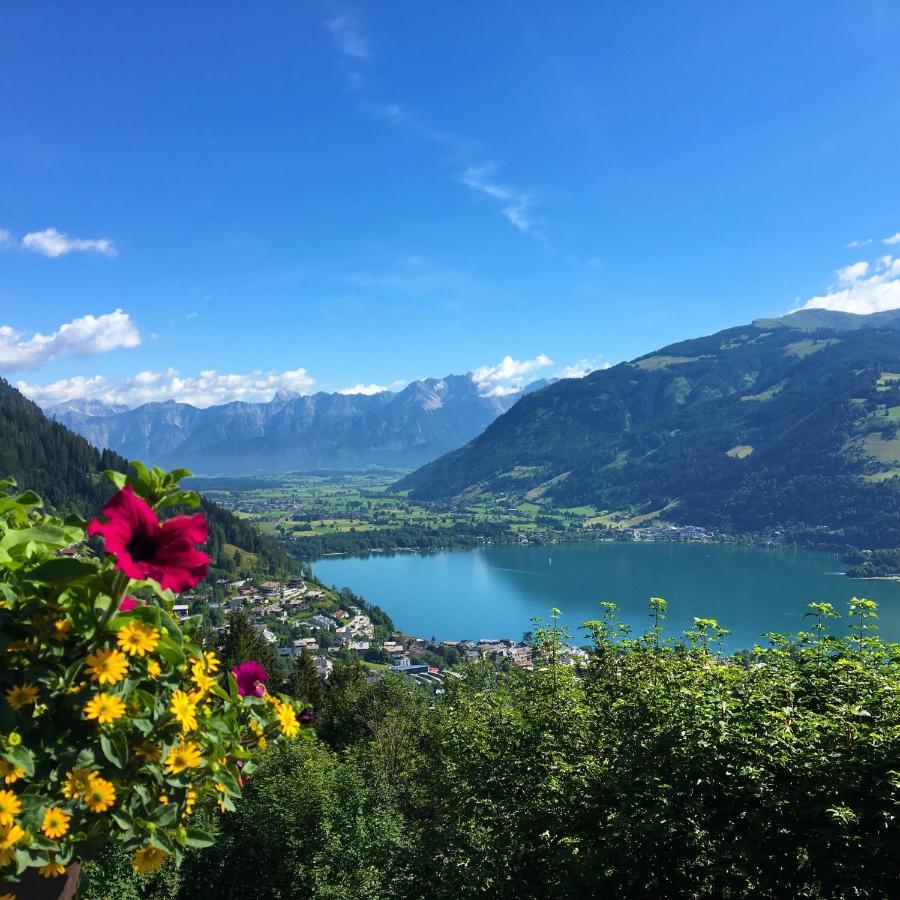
[288,648,325,711]
[218,611,280,683]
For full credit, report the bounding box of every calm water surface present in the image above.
[314,542,900,648]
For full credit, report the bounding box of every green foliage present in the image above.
[167,599,900,898]
[178,740,412,899]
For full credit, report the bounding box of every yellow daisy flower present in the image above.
[84,774,116,813]
[52,618,72,641]
[41,807,71,840]
[37,857,66,878]
[202,651,221,672]
[85,647,129,685]
[5,683,38,710]
[62,768,93,800]
[184,787,197,815]
[132,845,168,874]
[164,741,203,775]
[0,822,24,849]
[189,661,216,695]
[158,793,169,805]
[169,690,198,732]
[84,693,126,725]
[0,761,24,786]
[275,700,300,738]
[133,741,161,762]
[0,791,21,827]
[146,659,162,679]
[116,621,160,657]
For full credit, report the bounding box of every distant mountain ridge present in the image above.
[397,309,900,549]
[49,374,535,475]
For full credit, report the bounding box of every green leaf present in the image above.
[104,469,128,489]
[156,635,186,668]
[149,828,176,854]
[182,827,215,848]
[3,745,35,777]
[110,809,134,831]
[0,524,75,551]
[100,731,129,769]
[148,802,178,827]
[156,490,201,511]
[27,557,96,583]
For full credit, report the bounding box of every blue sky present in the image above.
[2,1,900,407]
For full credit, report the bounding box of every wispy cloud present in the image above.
[884,232,900,246]
[323,12,545,241]
[803,255,900,315]
[20,227,117,258]
[20,367,316,410]
[0,309,140,371]
[846,238,873,249]
[471,353,553,396]
[460,165,541,239]
[326,11,371,62]
[0,228,13,250]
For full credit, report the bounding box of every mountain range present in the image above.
[398,309,900,548]
[49,375,546,475]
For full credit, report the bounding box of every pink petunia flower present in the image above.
[88,486,210,592]
[232,661,268,697]
[119,596,139,613]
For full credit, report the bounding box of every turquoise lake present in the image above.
[314,542,900,648]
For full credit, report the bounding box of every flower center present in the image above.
[126,529,158,563]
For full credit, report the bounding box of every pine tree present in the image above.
[288,648,325,710]
[218,611,280,684]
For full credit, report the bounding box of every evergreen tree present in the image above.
[288,648,325,711]
[218,611,280,685]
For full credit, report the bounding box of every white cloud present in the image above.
[837,261,869,283]
[846,238,872,249]
[471,353,553,396]
[326,12,371,62]
[0,228,13,249]
[186,311,199,320]
[460,165,541,238]
[803,255,900,315]
[558,358,606,379]
[20,227,117,258]
[883,232,900,246]
[0,309,140,371]
[481,384,524,397]
[19,367,316,410]
[339,383,386,396]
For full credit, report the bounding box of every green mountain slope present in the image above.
[397,310,900,548]
[0,378,296,577]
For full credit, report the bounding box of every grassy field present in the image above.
[190,471,602,545]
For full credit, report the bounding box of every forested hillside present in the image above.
[399,309,900,548]
[0,378,296,578]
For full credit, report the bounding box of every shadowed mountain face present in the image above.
[397,310,900,547]
[48,375,522,475]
